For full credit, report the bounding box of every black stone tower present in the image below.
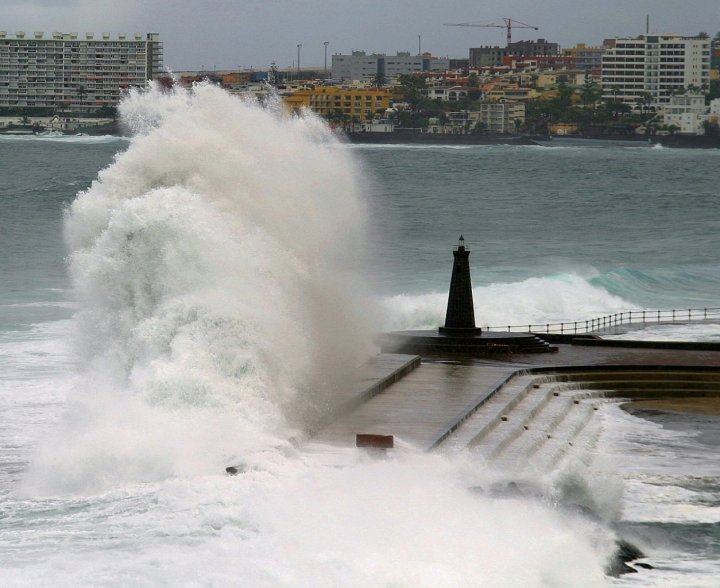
[439,236,482,336]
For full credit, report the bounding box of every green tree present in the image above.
[635,92,653,117]
[708,79,720,102]
[556,81,574,109]
[467,89,482,101]
[397,74,427,110]
[702,119,720,137]
[580,73,601,108]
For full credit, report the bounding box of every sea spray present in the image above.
[24,82,376,494]
[12,452,615,586]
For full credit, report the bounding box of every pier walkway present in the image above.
[304,342,720,473]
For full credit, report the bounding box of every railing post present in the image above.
[688,309,691,320]
[546,324,549,334]
[643,310,646,323]
[657,310,660,322]
[561,323,564,334]
[672,309,675,321]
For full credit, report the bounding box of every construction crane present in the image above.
[444,18,539,47]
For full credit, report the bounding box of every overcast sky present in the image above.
[2,0,718,71]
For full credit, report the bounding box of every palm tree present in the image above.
[371,72,387,88]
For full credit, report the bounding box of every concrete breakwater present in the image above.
[303,343,720,473]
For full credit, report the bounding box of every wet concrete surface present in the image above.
[464,343,720,369]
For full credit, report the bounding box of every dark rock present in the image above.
[606,539,647,577]
[616,539,645,562]
[607,560,639,576]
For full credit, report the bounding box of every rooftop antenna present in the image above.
[646,14,650,34]
[418,34,422,55]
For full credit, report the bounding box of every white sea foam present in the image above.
[606,322,720,342]
[7,453,614,587]
[23,82,376,495]
[380,272,637,331]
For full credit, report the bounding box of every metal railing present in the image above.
[485,307,720,335]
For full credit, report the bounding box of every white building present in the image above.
[332,51,449,82]
[478,100,525,133]
[425,86,469,102]
[663,94,707,134]
[601,34,711,108]
[0,31,162,113]
[710,98,720,118]
[331,51,378,81]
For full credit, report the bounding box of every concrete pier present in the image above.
[304,341,720,472]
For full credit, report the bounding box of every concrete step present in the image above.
[501,397,578,460]
[514,402,597,474]
[435,375,539,453]
[467,385,561,460]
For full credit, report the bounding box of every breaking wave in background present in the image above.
[380,271,639,331]
[380,264,720,336]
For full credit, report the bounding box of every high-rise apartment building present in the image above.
[601,34,710,107]
[0,31,162,113]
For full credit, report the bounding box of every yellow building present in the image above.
[283,86,396,121]
[483,85,537,102]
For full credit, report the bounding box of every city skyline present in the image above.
[1,0,718,71]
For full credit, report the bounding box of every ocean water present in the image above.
[0,84,718,586]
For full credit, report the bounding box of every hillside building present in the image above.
[470,39,559,68]
[331,51,449,82]
[477,100,526,133]
[508,39,559,57]
[469,46,509,68]
[562,43,606,73]
[502,55,577,71]
[601,34,711,108]
[0,31,162,113]
[283,85,397,121]
[663,94,708,134]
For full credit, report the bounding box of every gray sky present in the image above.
[2,0,718,71]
